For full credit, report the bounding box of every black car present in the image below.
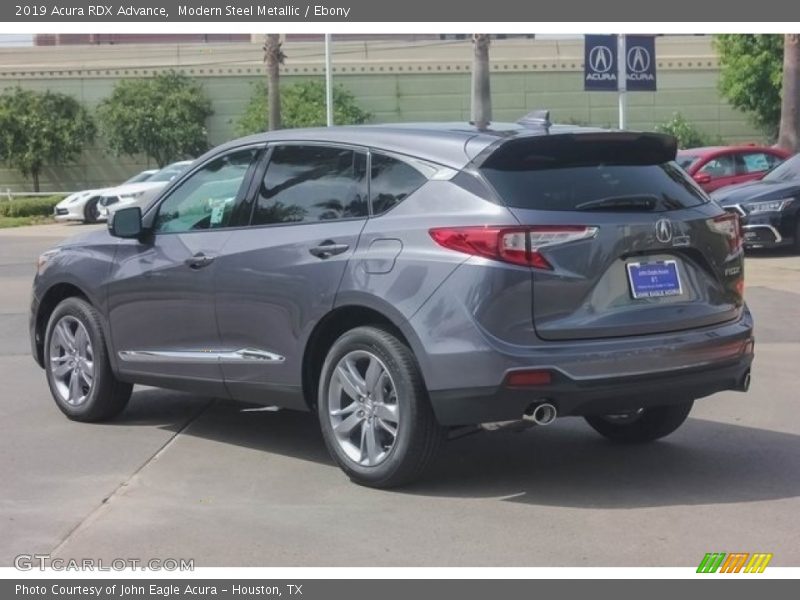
[711,154,800,252]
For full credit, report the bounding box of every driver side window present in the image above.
[154,148,260,233]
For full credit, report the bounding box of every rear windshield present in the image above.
[480,162,709,212]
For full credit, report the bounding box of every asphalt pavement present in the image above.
[1,222,798,567]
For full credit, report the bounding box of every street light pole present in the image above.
[325,33,334,127]
[617,34,627,130]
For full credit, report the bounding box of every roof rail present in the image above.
[517,110,552,131]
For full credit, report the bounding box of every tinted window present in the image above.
[370,153,427,215]
[481,162,708,212]
[740,152,772,174]
[154,149,258,233]
[252,145,367,225]
[764,154,800,182]
[698,155,735,177]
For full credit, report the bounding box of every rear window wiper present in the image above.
[575,194,659,211]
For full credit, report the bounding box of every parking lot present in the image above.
[1,222,799,567]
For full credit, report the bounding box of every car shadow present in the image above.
[113,389,800,510]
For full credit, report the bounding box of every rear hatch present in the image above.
[478,132,745,341]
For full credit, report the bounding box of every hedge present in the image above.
[0,195,66,218]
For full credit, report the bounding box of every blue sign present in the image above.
[625,35,657,91]
[584,34,618,92]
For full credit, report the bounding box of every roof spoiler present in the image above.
[479,131,679,169]
[517,110,552,131]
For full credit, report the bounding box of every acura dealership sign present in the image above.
[584,34,657,92]
[584,35,619,91]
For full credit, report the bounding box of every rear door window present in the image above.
[739,152,776,174]
[252,145,368,225]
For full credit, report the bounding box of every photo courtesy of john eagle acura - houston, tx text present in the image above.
[30,114,755,487]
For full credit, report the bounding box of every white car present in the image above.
[53,169,158,224]
[99,161,193,221]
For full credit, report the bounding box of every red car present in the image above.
[677,145,791,193]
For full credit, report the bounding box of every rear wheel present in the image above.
[44,297,132,422]
[83,197,100,224]
[317,326,444,488]
[584,400,693,443]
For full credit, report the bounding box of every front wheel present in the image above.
[317,326,444,488]
[44,297,132,422]
[83,197,100,224]
[584,400,694,443]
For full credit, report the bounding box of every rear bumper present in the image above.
[416,305,755,426]
[430,352,753,425]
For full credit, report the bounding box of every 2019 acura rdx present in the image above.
[30,117,755,487]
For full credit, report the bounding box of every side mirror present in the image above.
[694,173,712,185]
[109,207,144,239]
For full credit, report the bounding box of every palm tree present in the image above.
[778,34,799,152]
[471,34,492,130]
[263,34,285,131]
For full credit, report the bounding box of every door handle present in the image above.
[309,240,350,259]
[185,253,215,269]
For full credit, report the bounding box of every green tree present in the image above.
[655,113,723,149]
[0,87,95,192]
[236,80,371,135]
[97,71,213,167]
[714,34,784,138]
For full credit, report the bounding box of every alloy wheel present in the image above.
[49,316,95,406]
[327,350,400,466]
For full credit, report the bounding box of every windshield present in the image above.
[122,170,156,184]
[676,155,699,170]
[149,163,190,183]
[763,154,800,182]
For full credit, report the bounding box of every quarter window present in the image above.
[370,153,428,215]
[154,148,259,233]
[252,145,368,225]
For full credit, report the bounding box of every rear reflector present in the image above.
[505,370,553,387]
[429,225,598,269]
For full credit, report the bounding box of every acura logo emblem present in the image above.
[655,219,673,243]
[627,46,651,73]
[589,46,614,73]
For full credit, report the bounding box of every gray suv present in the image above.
[30,120,755,487]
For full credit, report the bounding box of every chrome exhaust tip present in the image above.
[523,402,558,426]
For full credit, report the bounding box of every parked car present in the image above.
[53,169,159,224]
[677,145,790,193]
[30,121,754,487]
[98,161,193,221]
[711,153,800,251]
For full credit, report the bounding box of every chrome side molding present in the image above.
[119,348,285,364]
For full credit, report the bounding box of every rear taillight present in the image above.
[429,225,598,270]
[710,213,743,254]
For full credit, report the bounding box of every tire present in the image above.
[317,326,444,488]
[83,197,100,224]
[584,400,694,443]
[44,297,132,422]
